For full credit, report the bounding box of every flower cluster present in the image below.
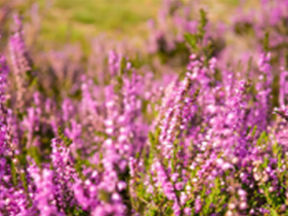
[1,0,288,215]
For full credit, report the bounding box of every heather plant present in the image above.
[1,0,288,216]
[232,0,288,65]
[147,0,225,68]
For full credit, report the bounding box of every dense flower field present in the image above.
[1,0,288,215]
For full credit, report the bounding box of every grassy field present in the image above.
[25,0,161,49]
[2,0,256,52]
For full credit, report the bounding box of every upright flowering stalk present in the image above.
[274,106,288,152]
[0,55,11,148]
[279,67,288,107]
[252,52,272,131]
[86,83,126,214]
[154,79,177,122]
[9,14,33,111]
[9,14,32,75]
[22,107,40,148]
[147,71,197,216]
[274,68,288,151]
[28,138,78,215]
[0,50,30,215]
[28,163,61,216]
[118,71,146,156]
[158,74,195,158]
[0,53,14,215]
[85,56,145,215]
[108,50,122,77]
[50,138,77,212]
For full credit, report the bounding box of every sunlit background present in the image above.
[0,0,256,52]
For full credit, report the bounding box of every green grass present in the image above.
[8,0,246,52]
[32,0,161,48]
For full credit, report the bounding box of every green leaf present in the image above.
[184,33,197,50]
[270,208,279,216]
[251,125,257,136]
[263,32,270,52]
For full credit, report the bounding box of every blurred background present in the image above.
[0,0,250,53]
